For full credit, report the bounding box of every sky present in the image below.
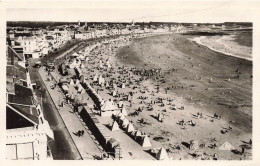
[5,1,254,23]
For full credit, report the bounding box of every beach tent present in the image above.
[119,116,126,125]
[122,118,130,128]
[73,52,79,57]
[190,140,199,150]
[99,76,105,85]
[156,147,169,160]
[80,63,85,69]
[121,83,126,89]
[77,84,83,92]
[112,90,117,97]
[101,99,118,111]
[127,93,133,101]
[105,81,110,88]
[100,99,105,106]
[141,135,152,148]
[130,130,137,137]
[75,79,80,85]
[116,113,123,122]
[93,74,98,81]
[126,123,135,133]
[68,85,77,96]
[118,101,123,108]
[158,113,163,122]
[69,59,79,69]
[121,105,128,116]
[117,112,123,117]
[85,57,89,61]
[219,142,235,150]
[111,121,120,131]
[69,78,75,85]
[113,83,117,89]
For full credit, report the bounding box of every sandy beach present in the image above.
[63,31,252,160]
[54,32,252,160]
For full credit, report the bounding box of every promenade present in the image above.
[38,67,103,160]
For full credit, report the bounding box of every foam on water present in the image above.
[190,35,252,61]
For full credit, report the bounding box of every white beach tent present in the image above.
[75,79,80,85]
[93,74,98,81]
[121,83,126,89]
[126,123,135,133]
[141,135,152,148]
[72,52,79,57]
[122,118,130,128]
[105,81,110,88]
[112,90,117,97]
[111,121,120,131]
[99,75,105,85]
[80,63,85,69]
[118,101,123,108]
[101,99,118,111]
[156,147,169,160]
[69,78,75,85]
[219,142,235,150]
[119,115,126,125]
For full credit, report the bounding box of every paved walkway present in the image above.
[38,67,102,160]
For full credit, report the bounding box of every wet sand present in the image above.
[190,35,252,61]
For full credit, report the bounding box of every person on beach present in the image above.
[77,130,81,137]
[213,153,218,160]
[241,147,245,155]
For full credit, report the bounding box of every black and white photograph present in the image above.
[2,0,260,164]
